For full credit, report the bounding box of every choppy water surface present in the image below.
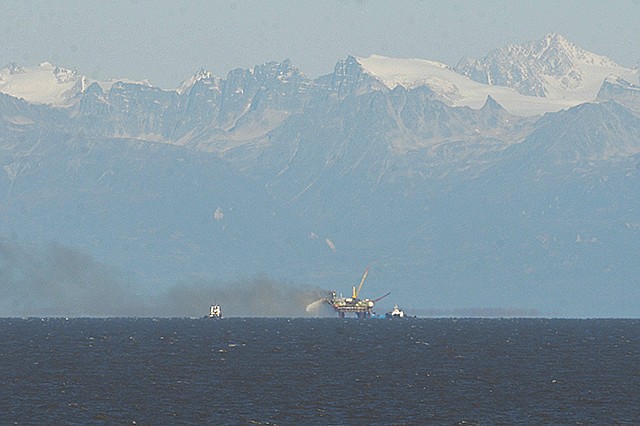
[1,318,638,424]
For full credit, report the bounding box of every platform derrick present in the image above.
[326,267,390,318]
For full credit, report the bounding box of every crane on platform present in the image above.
[326,267,390,318]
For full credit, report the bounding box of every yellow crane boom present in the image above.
[352,267,370,299]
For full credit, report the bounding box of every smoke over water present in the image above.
[160,277,328,318]
[0,239,149,317]
[0,239,327,318]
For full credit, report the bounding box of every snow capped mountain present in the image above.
[0,62,87,107]
[4,33,633,119]
[321,37,635,117]
[354,54,575,116]
[0,62,150,107]
[455,33,639,101]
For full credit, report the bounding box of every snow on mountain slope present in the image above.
[0,62,149,107]
[596,75,640,112]
[455,33,639,100]
[356,55,576,116]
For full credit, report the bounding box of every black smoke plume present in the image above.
[0,238,325,317]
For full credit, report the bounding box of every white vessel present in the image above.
[386,304,405,318]
[207,304,222,319]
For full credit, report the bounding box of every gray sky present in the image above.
[1,0,639,89]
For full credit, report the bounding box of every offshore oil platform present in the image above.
[325,267,390,318]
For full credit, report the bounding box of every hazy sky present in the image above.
[1,0,639,88]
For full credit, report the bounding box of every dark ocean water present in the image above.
[1,318,639,425]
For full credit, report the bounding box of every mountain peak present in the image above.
[541,32,571,49]
[176,68,220,94]
[455,34,635,99]
[319,55,387,98]
[543,32,566,42]
[481,95,505,111]
[193,68,214,80]
[251,59,306,83]
[535,33,617,68]
[5,62,25,75]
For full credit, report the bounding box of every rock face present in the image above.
[596,75,640,112]
[1,35,640,317]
